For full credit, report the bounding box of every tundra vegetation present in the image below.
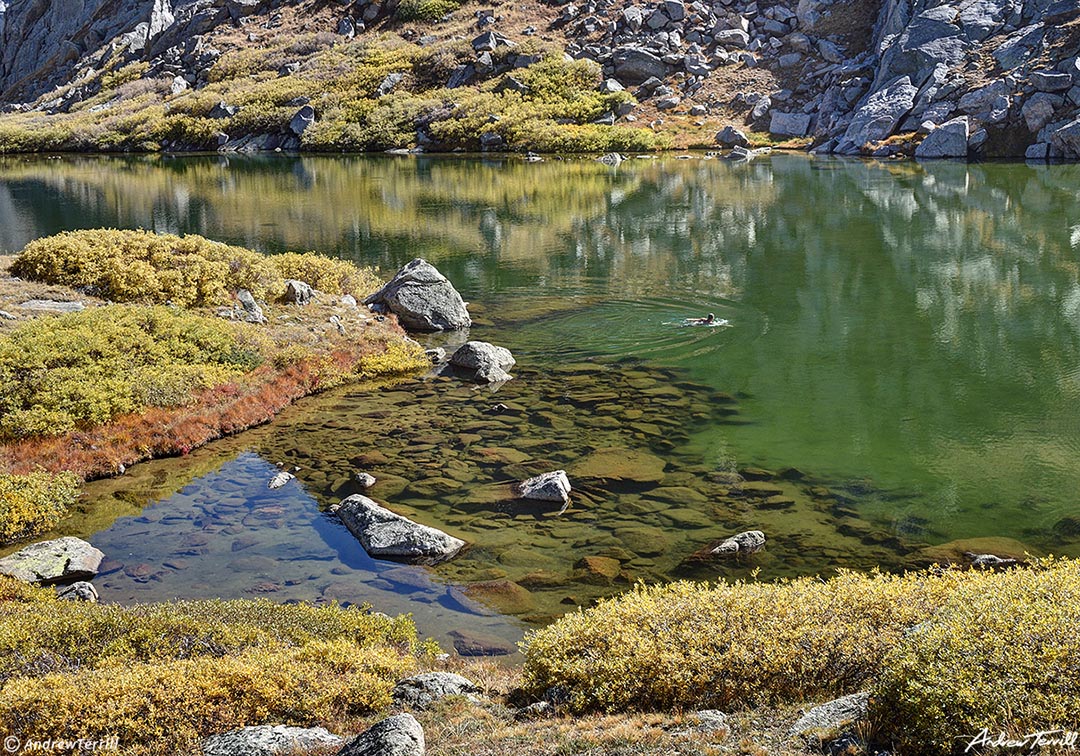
[0,35,667,155]
[0,561,1076,754]
[0,229,427,544]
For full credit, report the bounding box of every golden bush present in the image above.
[521,570,963,713]
[0,572,442,754]
[0,581,429,754]
[0,471,78,544]
[872,558,1080,754]
[0,305,266,439]
[11,229,379,306]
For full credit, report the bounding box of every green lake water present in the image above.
[3,152,1080,651]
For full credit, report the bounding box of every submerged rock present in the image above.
[710,530,766,557]
[337,714,424,756]
[513,470,571,505]
[0,537,104,584]
[203,724,343,756]
[569,448,666,486]
[448,628,516,656]
[336,495,466,564]
[392,672,481,710]
[448,341,516,383]
[364,258,471,332]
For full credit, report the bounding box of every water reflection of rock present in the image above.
[84,452,525,657]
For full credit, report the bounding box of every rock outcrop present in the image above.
[0,0,1078,159]
[335,494,466,564]
[364,259,471,332]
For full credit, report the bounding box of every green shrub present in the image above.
[521,570,962,713]
[356,338,429,379]
[396,0,463,21]
[0,472,78,544]
[0,305,266,439]
[12,229,379,306]
[0,582,429,754]
[873,559,1080,755]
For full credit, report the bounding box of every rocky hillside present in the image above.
[0,0,1078,157]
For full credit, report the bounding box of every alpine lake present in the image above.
[3,152,1080,657]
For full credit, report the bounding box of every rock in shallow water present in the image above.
[336,495,466,564]
[710,530,766,557]
[202,724,343,756]
[448,341,516,383]
[0,537,104,584]
[513,470,571,505]
[267,471,294,489]
[364,258,471,332]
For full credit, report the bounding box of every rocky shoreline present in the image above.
[1,0,1079,159]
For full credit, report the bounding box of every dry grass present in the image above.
[354,658,813,756]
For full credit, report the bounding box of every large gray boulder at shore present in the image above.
[364,259,471,332]
[337,713,425,756]
[0,537,104,584]
[336,495,466,565]
[203,725,343,756]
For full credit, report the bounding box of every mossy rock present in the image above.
[459,579,535,615]
[916,536,1040,566]
[613,526,671,557]
[573,555,622,585]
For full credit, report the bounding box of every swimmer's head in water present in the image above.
[706,313,716,323]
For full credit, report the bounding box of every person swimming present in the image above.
[685,313,716,325]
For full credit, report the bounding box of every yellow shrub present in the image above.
[356,339,429,379]
[872,559,1080,754]
[0,305,265,439]
[521,570,963,713]
[0,584,426,754]
[0,641,413,754]
[271,252,380,297]
[11,229,378,306]
[0,472,78,544]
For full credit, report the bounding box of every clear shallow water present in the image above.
[4,153,1080,640]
